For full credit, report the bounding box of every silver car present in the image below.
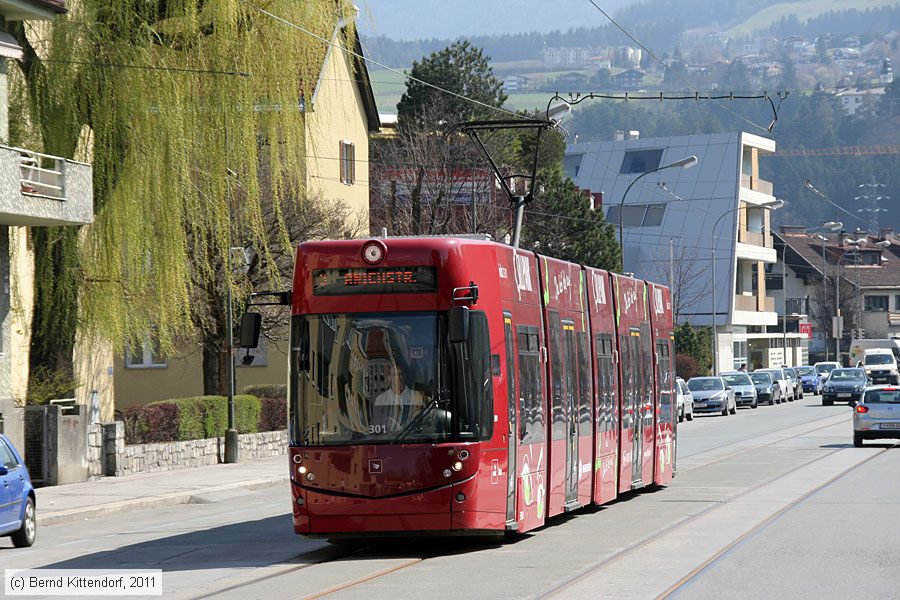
[687,376,736,416]
[755,368,794,403]
[721,371,759,409]
[676,377,694,422]
[853,385,900,447]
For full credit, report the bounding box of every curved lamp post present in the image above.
[835,239,867,364]
[709,199,784,375]
[618,155,698,269]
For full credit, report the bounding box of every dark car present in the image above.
[750,371,780,405]
[821,368,868,406]
[0,434,36,547]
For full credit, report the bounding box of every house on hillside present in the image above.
[0,0,94,451]
[615,69,645,90]
[112,20,380,411]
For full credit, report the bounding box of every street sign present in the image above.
[800,323,813,339]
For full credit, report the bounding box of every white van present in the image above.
[860,348,900,385]
[848,339,900,369]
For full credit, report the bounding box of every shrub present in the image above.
[675,353,700,381]
[122,393,280,444]
[259,396,287,431]
[123,402,179,444]
[243,384,286,401]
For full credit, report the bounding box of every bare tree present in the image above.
[646,241,710,325]
[370,101,512,240]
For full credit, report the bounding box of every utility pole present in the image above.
[855,178,889,233]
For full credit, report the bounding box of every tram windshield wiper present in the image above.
[392,390,450,444]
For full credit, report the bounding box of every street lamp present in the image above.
[803,221,842,361]
[618,155,698,269]
[835,239,867,364]
[710,199,784,375]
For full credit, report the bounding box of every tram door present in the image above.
[562,321,579,505]
[629,330,644,486]
[503,314,517,525]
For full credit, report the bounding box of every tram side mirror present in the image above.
[448,306,470,344]
[238,312,262,348]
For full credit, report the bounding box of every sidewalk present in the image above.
[36,455,289,527]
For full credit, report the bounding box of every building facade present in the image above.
[565,132,800,373]
[777,227,900,365]
[0,0,94,446]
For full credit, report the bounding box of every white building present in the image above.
[565,132,799,372]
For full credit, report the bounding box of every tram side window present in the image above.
[576,331,592,434]
[657,340,674,425]
[516,325,544,444]
[457,310,494,440]
[620,334,633,418]
[596,334,615,432]
[549,312,566,441]
[504,316,517,434]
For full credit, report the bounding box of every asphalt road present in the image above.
[2,395,895,600]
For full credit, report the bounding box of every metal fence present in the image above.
[23,406,50,486]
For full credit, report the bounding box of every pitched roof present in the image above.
[777,228,900,289]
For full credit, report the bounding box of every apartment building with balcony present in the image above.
[0,0,93,445]
[565,132,787,373]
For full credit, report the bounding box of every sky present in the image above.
[356,0,636,40]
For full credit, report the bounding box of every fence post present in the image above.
[103,422,124,476]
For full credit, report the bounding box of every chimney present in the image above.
[628,130,640,139]
[615,130,625,141]
[880,227,894,241]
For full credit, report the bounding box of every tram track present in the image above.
[677,408,851,473]
[539,440,896,599]
[189,406,856,600]
[659,441,899,598]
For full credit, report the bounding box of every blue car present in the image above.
[0,434,36,547]
[796,366,823,395]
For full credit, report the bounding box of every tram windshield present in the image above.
[289,311,493,446]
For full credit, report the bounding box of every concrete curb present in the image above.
[36,476,289,527]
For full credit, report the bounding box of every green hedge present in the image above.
[123,394,283,445]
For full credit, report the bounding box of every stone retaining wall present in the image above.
[88,427,287,477]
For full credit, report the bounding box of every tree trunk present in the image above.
[202,335,228,396]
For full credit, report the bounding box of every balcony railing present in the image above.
[734,294,757,312]
[740,175,774,196]
[19,149,66,199]
[0,144,93,226]
[738,228,773,248]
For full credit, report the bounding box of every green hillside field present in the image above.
[728,0,900,36]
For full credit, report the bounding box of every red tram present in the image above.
[286,236,675,537]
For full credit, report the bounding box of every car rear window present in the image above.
[864,390,900,403]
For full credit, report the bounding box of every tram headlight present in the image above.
[305,472,316,482]
[297,465,307,475]
[452,461,464,472]
[361,240,386,265]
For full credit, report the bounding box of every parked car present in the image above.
[814,361,841,378]
[784,367,803,400]
[795,366,822,395]
[853,385,900,447]
[821,368,868,406]
[0,434,36,548]
[687,376,736,416]
[676,377,694,422]
[721,371,759,409]
[750,371,780,405]
[755,368,794,402]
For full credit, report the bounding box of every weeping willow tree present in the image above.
[6,0,354,395]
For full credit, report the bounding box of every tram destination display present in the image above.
[312,266,437,295]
